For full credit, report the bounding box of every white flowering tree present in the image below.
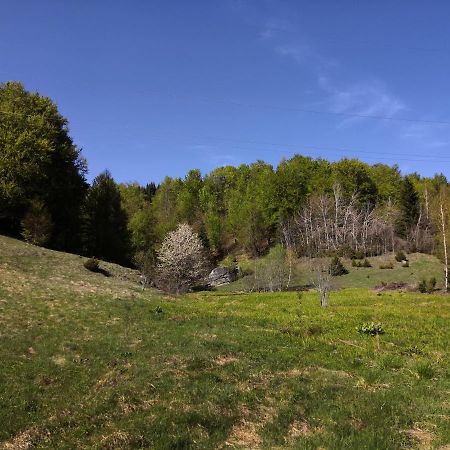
[156,223,209,294]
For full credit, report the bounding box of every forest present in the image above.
[1,81,450,276]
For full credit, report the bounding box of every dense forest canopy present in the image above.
[1,82,449,268]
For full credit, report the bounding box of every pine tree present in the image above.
[396,177,420,238]
[83,170,130,265]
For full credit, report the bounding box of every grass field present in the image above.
[219,252,445,293]
[1,235,450,449]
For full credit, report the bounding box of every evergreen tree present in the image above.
[83,170,130,265]
[396,177,420,238]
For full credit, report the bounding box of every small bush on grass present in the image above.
[84,257,100,272]
[352,258,372,268]
[379,262,394,270]
[21,198,53,246]
[418,277,437,293]
[329,256,348,276]
[395,251,408,262]
[357,322,385,336]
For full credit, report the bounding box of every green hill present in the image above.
[219,252,445,292]
[1,235,449,449]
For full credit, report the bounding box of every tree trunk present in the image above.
[440,201,448,292]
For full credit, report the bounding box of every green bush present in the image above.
[379,262,394,270]
[329,256,348,276]
[84,257,100,272]
[395,251,407,262]
[418,277,437,293]
[352,258,372,268]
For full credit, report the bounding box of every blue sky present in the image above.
[1,1,450,184]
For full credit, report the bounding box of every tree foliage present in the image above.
[83,171,130,265]
[0,81,87,250]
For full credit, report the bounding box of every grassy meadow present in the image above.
[1,235,450,449]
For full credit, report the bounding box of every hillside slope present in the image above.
[1,235,450,449]
[219,252,445,292]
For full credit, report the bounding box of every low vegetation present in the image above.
[1,236,450,449]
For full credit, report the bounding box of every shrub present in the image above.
[418,277,436,293]
[21,199,53,246]
[354,258,372,268]
[395,251,407,262]
[84,257,100,272]
[357,322,385,336]
[379,262,394,270]
[329,256,348,276]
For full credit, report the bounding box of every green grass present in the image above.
[1,235,450,449]
[219,252,444,292]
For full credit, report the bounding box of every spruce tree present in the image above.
[83,171,130,265]
[396,177,420,238]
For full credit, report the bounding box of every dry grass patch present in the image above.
[288,420,324,440]
[226,420,262,448]
[0,426,44,450]
[215,355,239,366]
[403,427,436,449]
[100,431,132,449]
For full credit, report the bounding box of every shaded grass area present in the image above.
[1,236,450,449]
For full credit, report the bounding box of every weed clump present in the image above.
[84,257,100,272]
[352,258,372,268]
[357,322,384,336]
[379,262,394,270]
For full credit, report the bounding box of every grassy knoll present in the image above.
[0,236,450,449]
[219,252,444,293]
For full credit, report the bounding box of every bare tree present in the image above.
[280,218,296,289]
[291,190,397,258]
[156,223,210,294]
[309,259,332,308]
[248,245,290,292]
[440,199,448,292]
[431,187,450,292]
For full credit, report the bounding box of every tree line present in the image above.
[1,81,450,273]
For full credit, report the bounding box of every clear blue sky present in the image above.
[1,1,450,184]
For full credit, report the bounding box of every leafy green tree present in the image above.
[151,176,182,240]
[200,166,238,255]
[118,182,157,259]
[332,159,378,205]
[369,164,402,204]
[275,155,318,217]
[176,169,203,227]
[227,162,277,256]
[83,170,130,265]
[0,81,87,250]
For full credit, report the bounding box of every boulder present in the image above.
[208,266,239,287]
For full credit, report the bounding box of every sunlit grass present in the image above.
[0,235,449,449]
